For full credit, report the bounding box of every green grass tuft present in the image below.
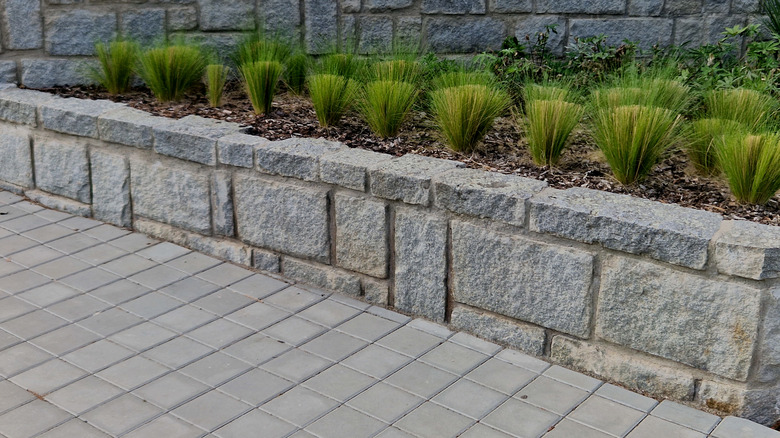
[234,33,290,66]
[284,51,309,95]
[308,73,361,127]
[431,71,496,89]
[705,88,777,131]
[370,60,421,83]
[137,43,207,102]
[205,64,230,107]
[360,80,419,138]
[686,118,748,175]
[524,99,584,167]
[718,133,780,204]
[524,84,571,103]
[239,61,283,115]
[318,53,363,79]
[89,39,139,95]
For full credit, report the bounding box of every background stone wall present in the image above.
[0,0,766,87]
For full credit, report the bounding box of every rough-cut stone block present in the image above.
[121,9,166,46]
[25,189,91,217]
[569,18,673,49]
[217,133,268,168]
[153,118,239,166]
[700,382,779,426]
[0,88,55,126]
[434,168,546,227]
[396,17,422,47]
[628,0,663,15]
[714,221,780,280]
[422,0,486,14]
[0,61,16,84]
[491,0,533,13]
[130,158,212,234]
[0,126,32,188]
[320,148,393,191]
[335,194,388,278]
[516,15,567,54]
[234,175,330,262]
[758,287,780,384]
[21,59,96,88]
[365,0,413,11]
[257,137,343,181]
[342,0,360,12]
[40,98,124,138]
[1,0,43,49]
[34,136,91,204]
[550,336,696,400]
[704,0,730,13]
[451,306,546,356]
[732,0,760,13]
[175,33,244,63]
[200,0,255,30]
[359,16,393,54]
[45,10,117,56]
[363,278,389,305]
[211,171,234,237]
[253,248,281,273]
[282,258,361,296]
[305,0,338,54]
[665,0,702,14]
[90,150,131,228]
[262,0,301,38]
[674,18,704,46]
[707,15,746,44]
[394,208,448,322]
[168,7,198,31]
[597,256,761,381]
[452,221,594,337]
[425,17,506,53]
[371,154,462,206]
[529,187,721,270]
[537,0,625,13]
[98,107,165,149]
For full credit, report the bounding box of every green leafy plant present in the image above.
[718,133,780,204]
[89,39,139,95]
[523,99,584,166]
[137,43,207,102]
[285,51,309,94]
[760,0,780,37]
[686,118,748,175]
[360,80,419,138]
[705,88,777,131]
[205,64,230,107]
[239,61,283,115]
[308,74,361,127]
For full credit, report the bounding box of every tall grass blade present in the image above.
[524,99,584,166]
[317,53,363,79]
[89,39,138,95]
[686,118,747,175]
[137,44,206,102]
[430,84,511,153]
[205,64,230,107]
[308,74,361,127]
[360,80,419,138]
[239,61,283,115]
[718,133,780,204]
[431,71,496,89]
[234,33,291,66]
[370,60,421,83]
[285,51,309,94]
[705,88,777,131]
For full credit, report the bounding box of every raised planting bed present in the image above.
[1,85,779,425]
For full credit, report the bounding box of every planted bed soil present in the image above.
[39,83,780,227]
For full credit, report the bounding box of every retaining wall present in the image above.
[0,0,766,88]
[0,85,779,425]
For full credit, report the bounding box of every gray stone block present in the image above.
[359,16,393,54]
[305,0,338,54]
[33,136,91,204]
[174,33,244,64]
[452,221,594,337]
[706,15,746,44]
[253,248,281,273]
[45,10,117,56]
[0,88,56,126]
[121,9,166,46]
[40,98,124,138]
[342,0,361,12]
[319,148,393,191]
[758,287,780,384]
[516,16,567,55]
[211,171,235,237]
[167,7,198,31]
[714,221,780,280]
[451,306,546,356]
[370,154,462,206]
[130,158,212,234]
[674,18,704,46]
[664,0,703,14]
[21,59,96,88]
[363,278,389,305]
[529,187,721,270]
[537,0,625,14]
[596,256,761,381]
[397,17,422,47]
[434,168,546,227]
[256,137,343,181]
[1,0,43,50]
[234,174,331,262]
[25,189,91,217]
[335,194,388,278]
[0,61,16,84]
[90,150,131,227]
[98,107,166,149]
[569,18,673,49]
[199,0,255,30]
[422,0,486,14]
[704,0,730,13]
[217,133,268,168]
[263,0,301,38]
[365,0,413,11]
[732,0,760,13]
[394,208,448,322]
[153,118,239,166]
[0,126,32,188]
[491,0,533,13]
[628,0,664,15]
[282,258,361,296]
[425,17,506,53]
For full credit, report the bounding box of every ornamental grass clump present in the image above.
[205,64,230,107]
[285,51,309,95]
[686,118,748,175]
[319,53,362,79]
[371,59,421,83]
[234,33,290,66]
[523,84,571,102]
[358,60,421,138]
[523,90,583,166]
[308,73,360,127]
[137,43,206,102]
[89,39,138,95]
[705,88,777,131]
[240,61,283,115]
[718,133,780,204]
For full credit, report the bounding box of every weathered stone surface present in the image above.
[262,0,301,39]
[33,136,91,204]
[282,258,361,296]
[529,187,721,270]
[25,189,91,217]
[0,61,16,84]
[664,0,702,15]
[153,118,240,166]
[98,107,166,149]
[342,0,360,12]
[0,87,55,126]
[628,0,663,15]
[732,0,760,13]
[491,0,533,13]
[451,306,546,356]
[394,208,448,322]
[359,16,393,54]
[130,158,212,234]
[211,171,234,237]
[305,0,338,54]
[253,248,281,273]
[697,381,780,426]
[674,18,704,46]
[45,10,117,56]
[706,15,746,44]
[550,336,696,400]
[396,17,422,47]
[365,0,413,11]
[516,15,567,54]
[90,150,131,227]
[371,154,462,206]
[422,0,486,14]
[121,9,166,46]
[0,126,32,188]
[256,137,343,181]
[714,221,780,280]
[174,33,244,63]
[40,98,123,138]
[217,133,268,168]
[363,278,389,305]
[434,168,546,227]
[1,0,43,49]
[452,221,594,337]
[341,14,357,48]
[199,0,255,30]
[537,0,625,14]
[167,7,198,31]
[758,287,780,384]
[704,0,730,13]
[320,148,393,191]
[234,174,330,262]
[569,18,673,49]
[425,17,505,53]
[335,194,388,278]
[21,59,96,88]
[597,256,761,381]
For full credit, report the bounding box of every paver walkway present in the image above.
[0,190,777,438]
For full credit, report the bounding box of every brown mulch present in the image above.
[37,82,780,227]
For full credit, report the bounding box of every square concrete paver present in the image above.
[82,393,163,436]
[300,330,368,361]
[222,332,292,366]
[195,263,252,287]
[123,414,204,438]
[304,364,377,402]
[172,390,251,431]
[432,379,509,419]
[482,398,561,438]
[180,352,252,387]
[133,372,210,410]
[218,368,294,405]
[262,348,333,382]
[142,337,215,369]
[214,409,296,438]
[261,386,340,427]
[395,402,474,438]
[62,340,135,373]
[47,376,125,415]
[627,415,706,438]
[568,395,646,436]
[465,357,539,395]
[306,405,386,438]
[9,358,87,395]
[385,361,459,399]
[515,376,591,415]
[0,399,72,438]
[37,418,110,438]
[651,400,721,433]
[96,356,171,390]
[0,381,35,414]
[347,382,423,422]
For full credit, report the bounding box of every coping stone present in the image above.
[40,98,124,138]
[0,87,57,126]
[98,107,167,149]
[319,148,393,191]
[217,133,269,168]
[256,137,343,182]
[153,117,241,166]
[714,220,780,280]
[370,154,463,206]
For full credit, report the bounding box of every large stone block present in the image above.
[698,380,780,426]
[732,0,761,13]
[529,187,721,270]
[45,10,117,56]
[262,0,301,38]
[335,194,388,278]
[130,159,212,234]
[211,171,234,237]
[491,0,533,13]
[371,154,462,206]
[305,0,338,54]
[570,18,673,50]
[664,0,703,14]
[394,208,448,322]
[537,0,625,13]
[434,168,546,227]
[33,136,91,204]
[253,248,281,273]
[121,9,166,46]
[21,59,96,88]
[90,150,131,228]
[628,0,664,15]
[0,88,56,126]
[451,306,546,356]
[674,18,704,46]
[758,287,780,384]
[365,0,413,11]
[424,17,506,53]
[234,175,330,262]
[714,221,780,280]
[319,148,392,191]
[40,98,124,138]
[199,0,255,30]
[422,0,485,14]
[282,258,361,296]
[452,221,594,337]
[153,118,240,166]
[256,137,343,181]
[596,256,761,381]
[98,107,166,149]
[167,7,198,31]
[174,33,244,64]
[0,61,16,84]
[0,126,32,188]
[1,0,43,49]
[217,133,268,168]
[516,16,567,54]
[359,16,393,54]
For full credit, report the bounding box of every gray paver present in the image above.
[30,324,101,356]
[172,390,251,431]
[627,415,706,438]
[515,376,590,415]
[37,418,110,438]
[47,376,125,415]
[261,349,333,382]
[123,414,204,438]
[651,400,721,433]
[261,386,340,427]
[214,409,297,438]
[465,357,538,395]
[306,405,386,438]
[223,333,292,366]
[711,416,780,438]
[432,379,509,419]
[595,383,659,412]
[218,368,294,405]
[543,419,613,438]
[0,400,72,438]
[568,395,646,436]
[347,382,422,422]
[143,337,215,369]
[0,381,35,414]
[385,361,459,398]
[82,393,163,436]
[300,330,368,361]
[180,352,252,387]
[133,372,210,410]
[396,402,474,438]
[96,355,171,390]
[46,294,111,323]
[9,358,87,394]
[33,257,90,280]
[483,398,560,437]
[62,340,135,373]
[159,276,220,303]
[17,282,78,307]
[304,364,377,402]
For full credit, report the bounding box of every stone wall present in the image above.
[1,84,779,425]
[0,0,765,87]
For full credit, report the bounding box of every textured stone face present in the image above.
[516,15,567,54]
[451,306,546,356]
[371,154,462,206]
[758,287,780,384]
[335,194,388,278]
[537,0,625,13]
[217,133,268,168]
[282,258,361,297]
[168,7,198,31]
[40,98,124,138]
[263,0,301,37]
[256,137,343,181]
[596,256,761,381]
[425,17,506,53]
[714,221,780,280]
[0,61,16,84]
[305,0,338,54]
[21,59,95,88]
[0,127,32,188]
[492,0,533,13]
[359,16,393,54]
[234,174,330,262]
[121,9,166,46]
[45,10,117,56]
[199,0,255,30]
[98,107,166,149]
[34,136,91,204]
[320,148,393,192]
[451,221,594,337]
[90,150,131,227]
[394,208,448,322]
[628,0,664,15]
[153,118,240,166]
[130,159,212,234]
[422,0,486,14]
[211,171,234,237]
[1,0,43,50]
[569,18,674,49]
[365,0,413,11]
[253,248,281,273]
[0,88,55,126]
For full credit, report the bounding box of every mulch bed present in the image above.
[36,82,780,227]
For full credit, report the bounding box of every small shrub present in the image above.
[239,61,283,115]
[718,133,780,204]
[205,64,230,107]
[89,39,138,95]
[137,43,206,102]
[285,51,309,94]
[360,80,419,138]
[593,105,682,185]
[705,88,777,131]
[524,99,584,166]
[308,74,361,127]
[686,118,747,175]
